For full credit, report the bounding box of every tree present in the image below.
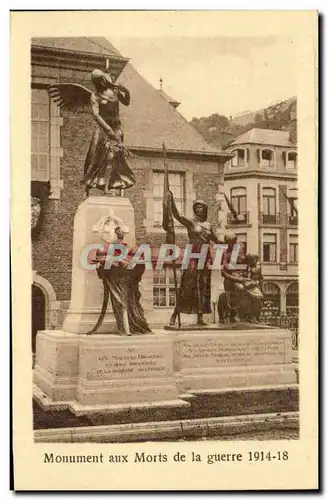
[189,97,296,145]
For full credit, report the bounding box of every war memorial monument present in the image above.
[33,67,298,442]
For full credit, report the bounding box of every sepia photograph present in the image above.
[11,10,318,491]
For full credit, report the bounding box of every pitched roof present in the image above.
[229,128,295,147]
[117,64,218,153]
[32,38,224,155]
[32,37,121,57]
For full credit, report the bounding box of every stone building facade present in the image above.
[31,37,230,347]
[223,126,298,317]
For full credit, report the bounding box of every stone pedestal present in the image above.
[63,196,136,334]
[34,330,188,415]
[34,327,297,417]
[171,328,296,393]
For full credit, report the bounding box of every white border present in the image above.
[6,4,322,496]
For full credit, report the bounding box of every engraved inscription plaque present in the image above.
[85,345,170,380]
[180,335,287,370]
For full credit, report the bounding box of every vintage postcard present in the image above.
[11,10,318,491]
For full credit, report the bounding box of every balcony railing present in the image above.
[260,312,299,350]
[288,214,298,226]
[260,212,281,224]
[227,211,249,224]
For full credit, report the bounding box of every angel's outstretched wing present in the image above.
[48,83,92,114]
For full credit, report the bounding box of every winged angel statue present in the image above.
[49,69,136,196]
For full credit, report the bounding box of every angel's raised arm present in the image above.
[116,85,130,106]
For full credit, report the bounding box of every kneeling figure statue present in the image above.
[218,232,263,324]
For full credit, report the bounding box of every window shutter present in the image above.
[270,244,276,262]
[231,187,246,196]
[264,234,277,243]
[263,282,280,295]
[246,148,250,163]
[282,151,286,166]
[256,148,261,163]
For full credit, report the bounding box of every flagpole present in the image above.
[162,142,181,328]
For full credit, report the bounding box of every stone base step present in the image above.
[34,383,298,429]
[33,384,190,417]
[34,411,299,443]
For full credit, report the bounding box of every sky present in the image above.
[109,36,297,121]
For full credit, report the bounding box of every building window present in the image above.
[152,172,185,227]
[263,233,277,262]
[31,88,50,181]
[231,187,247,213]
[286,282,299,315]
[235,233,247,255]
[31,85,63,199]
[228,187,248,224]
[153,267,181,308]
[289,234,298,263]
[231,148,246,167]
[262,187,277,223]
[287,151,297,169]
[262,282,281,316]
[261,148,275,167]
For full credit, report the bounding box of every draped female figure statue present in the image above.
[88,215,152,336]
[48,69,135,196]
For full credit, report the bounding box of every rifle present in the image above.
[278,186,298,217]
[223,192,240,221]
